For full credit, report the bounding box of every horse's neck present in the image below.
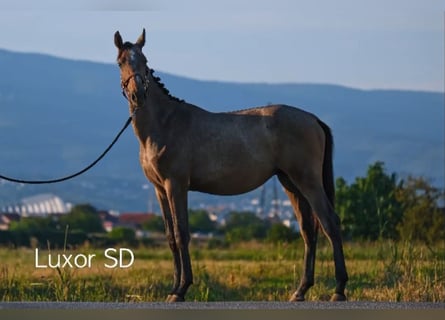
[132,76,181,145]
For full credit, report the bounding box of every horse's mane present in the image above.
[148,68,184,103]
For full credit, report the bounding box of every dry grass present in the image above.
[0,240,443,302]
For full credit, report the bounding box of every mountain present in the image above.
[0,49,443,212]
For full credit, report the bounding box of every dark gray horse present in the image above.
[114,29,348,302]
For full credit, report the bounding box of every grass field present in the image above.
[0,240,444,302]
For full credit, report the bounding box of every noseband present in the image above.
[120,69,150,101]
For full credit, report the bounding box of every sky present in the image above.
[0,0,443,91]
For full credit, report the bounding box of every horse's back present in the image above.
[231,104,321,129]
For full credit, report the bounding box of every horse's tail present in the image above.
[317,119,335,209]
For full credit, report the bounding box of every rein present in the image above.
[0,65,150,184]
[0,114,134,184]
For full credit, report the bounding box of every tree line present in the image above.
[1,161,444,248]
[1,204,110,248]
[336,161,444,243]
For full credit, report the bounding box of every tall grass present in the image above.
[0,240,443,302]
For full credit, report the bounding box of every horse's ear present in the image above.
[136,28,146,48]
[114,31,123,49]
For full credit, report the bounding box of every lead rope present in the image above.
[0,115,133,184]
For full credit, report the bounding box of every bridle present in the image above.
[120,67,150,101]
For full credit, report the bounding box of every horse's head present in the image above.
[114,29,149,107]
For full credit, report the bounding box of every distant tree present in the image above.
[335,162,403,240]
[396,176,445,244]
[335,177,356,239]
[59,204,104,233]
[142,215,165,232]
[223,211,270,243]
[9,216,57,233]
[108,226,136,244]
[188,209,216,233]
[9,215,87,248]
[266,223,297,243]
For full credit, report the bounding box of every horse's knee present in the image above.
[165,232,177,251]
[174,230,190,250]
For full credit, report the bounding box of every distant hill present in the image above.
[0,49,443,211]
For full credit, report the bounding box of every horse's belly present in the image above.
[189,167,273,195]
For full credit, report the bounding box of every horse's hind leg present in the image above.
[297,179,348,301]
[278,174,319,301]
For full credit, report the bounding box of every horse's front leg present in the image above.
[155,187,182,300]
[164,179,193,302]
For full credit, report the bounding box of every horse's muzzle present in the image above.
[129,77,146,105]
[121,73,148,105]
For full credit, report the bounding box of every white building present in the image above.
[1,193,72,216]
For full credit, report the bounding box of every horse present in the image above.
[114,29,348,302]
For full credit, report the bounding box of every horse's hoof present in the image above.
[289,293,305,302]
[166,294,185,302]
[330,293,347,301]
